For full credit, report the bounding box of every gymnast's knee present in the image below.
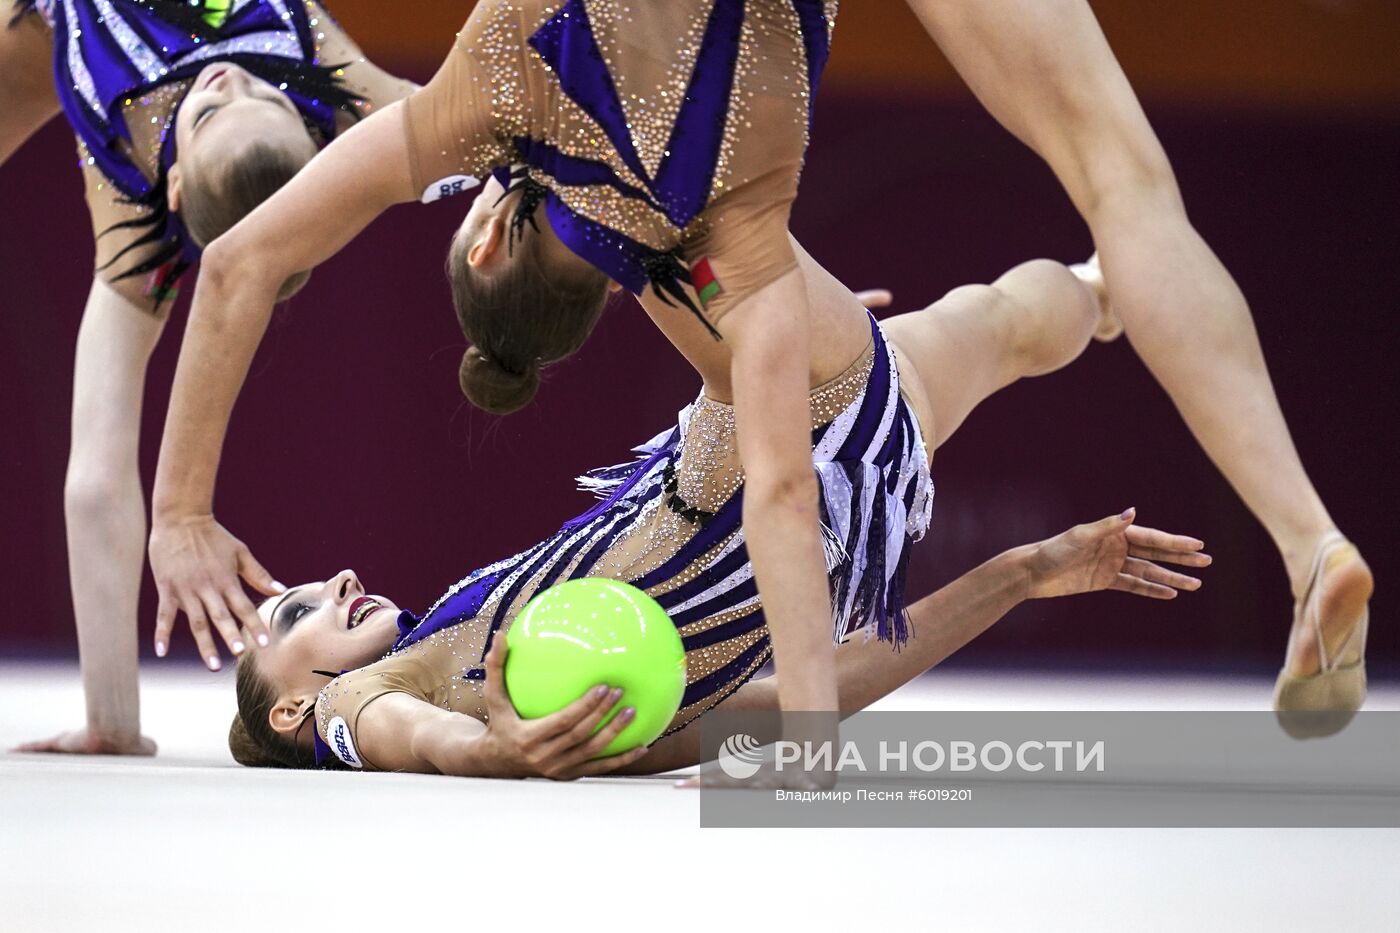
[986,261,1089,374]
[1077,135,1184,226]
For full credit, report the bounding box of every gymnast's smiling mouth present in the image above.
[346,596,386,631]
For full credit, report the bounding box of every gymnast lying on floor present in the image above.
[226,254,1210,777]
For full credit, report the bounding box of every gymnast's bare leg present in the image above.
[903,0,1371,701]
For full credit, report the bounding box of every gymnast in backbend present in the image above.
[3,0,415,756]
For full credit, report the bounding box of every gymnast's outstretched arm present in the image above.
[628,512,1210,777]
[149,103,417,668]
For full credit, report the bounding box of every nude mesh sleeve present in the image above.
[314,655,435,772]
[76,138,176,304]
[400,22,511,205]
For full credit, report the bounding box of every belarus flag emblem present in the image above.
[691,257,722,310]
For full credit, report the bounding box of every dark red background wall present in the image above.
[2,2,1397,676]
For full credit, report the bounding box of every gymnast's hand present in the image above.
[476,637,652,780]
[13,728,156,757]
[1020,507,1212,600]
[149,515,283,670]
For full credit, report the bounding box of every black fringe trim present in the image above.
[641,248,721,340]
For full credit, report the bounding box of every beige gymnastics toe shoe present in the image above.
[1273,531,1372,739]
[1068,253,1123,343]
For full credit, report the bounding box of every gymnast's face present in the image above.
[252,570,401,697]
[168,62,317,203]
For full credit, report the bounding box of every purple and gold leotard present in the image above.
[10,0,401,292]
[402,0,837,333]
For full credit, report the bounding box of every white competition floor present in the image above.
[2,662,1398,932]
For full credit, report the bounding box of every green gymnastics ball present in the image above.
[505,578,686,758]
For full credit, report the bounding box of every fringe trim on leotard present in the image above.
[575,423,678,499]
[575,313,934,649]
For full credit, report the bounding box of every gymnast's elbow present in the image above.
[198,229,287,307]
[410,713,490,777]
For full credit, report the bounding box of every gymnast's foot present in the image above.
[1274,531,1373,738]
[1069,253,1123,342]
[12,727,157,756]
